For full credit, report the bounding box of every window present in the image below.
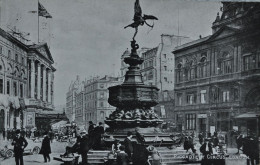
[8,50,11,58]
[0,78,3,94]
[164,66,167,71]
[20,84,23,98]
[164,77,167,82]
[244,55,256,71]
[190,68,195,80]
[149,60,153,67]
[163,54,166,59]
[100,111,105,120]
[177,93,182,106]
[224,60,232,74]
[223,91,230,102]
[100,92,104,99]
[200,90,206,104]
[13,82,17,96]
[0,46,2,54]
[100,102,104,107]
[148,71,153,80]
[186,114,196,130]
[176,63,182,83]
[187,93,196,105]
[21,57,24,65]
[15,54,18,62]
[7,80,10,95]
[200,57,207,78]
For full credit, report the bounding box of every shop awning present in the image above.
[234,112,260,119]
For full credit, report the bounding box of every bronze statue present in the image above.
[124,0,158,40]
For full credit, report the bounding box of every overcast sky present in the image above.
[1,0,222,106]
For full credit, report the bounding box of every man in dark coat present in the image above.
[12,129,28,165]
[236,134,243,154]
[199,132,203,145]
[88,121,95,136]
[79,131,91,164]
[39,132,51,162]
[124,131,133,160]
[200,138,213,165]
[93,122,104,149]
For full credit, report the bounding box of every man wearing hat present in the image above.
[12,129,28,165]
[88,121,95,135]
[124,131,133,160]
[93,122,104,149]
[78,130,91,164]
[200,138,213,165]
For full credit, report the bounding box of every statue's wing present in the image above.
[143,14,158,20]
[134,0,142,19]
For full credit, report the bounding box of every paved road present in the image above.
[0,140,250,165]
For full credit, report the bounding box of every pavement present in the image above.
[0,139,251,165]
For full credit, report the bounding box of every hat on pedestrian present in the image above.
[89,121,93,124]
[15,129,21,134]
[119,145,125,151]
[43,131,48,135]
[127,131,133,136]
[147,145,155,152]
[80,130,87,134]
[205,138,211,141]
[99,122,103,125]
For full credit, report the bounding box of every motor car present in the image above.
[1,140,41,158]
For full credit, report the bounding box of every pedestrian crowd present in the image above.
[2,128,55,141]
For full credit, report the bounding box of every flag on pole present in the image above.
[38,2,52,18]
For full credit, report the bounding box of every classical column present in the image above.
[30,60,35,98]
[47,70,52,103]
[42,66,46,101]
[51,72,54,104]
[37,64,41,100]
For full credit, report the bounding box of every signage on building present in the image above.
[197,114,207,118]
[210,126,215,135]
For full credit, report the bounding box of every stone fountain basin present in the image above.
[105,119,163,129]
[108,84,159,109]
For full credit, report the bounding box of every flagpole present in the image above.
[38,0,39,43]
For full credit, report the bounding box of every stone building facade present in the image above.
[173,2,260,135]
[84,76,121,128]
[140,35,189,121]
[75,82,85,127]
[0,28,55,136]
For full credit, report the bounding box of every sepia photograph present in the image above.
[0,0,259,164]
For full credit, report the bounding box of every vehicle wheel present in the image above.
[32,146,40,154]
[5,149,14,158]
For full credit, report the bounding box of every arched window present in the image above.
[200,57,207,78]
[148,71,153,80]
[176,63,182,83]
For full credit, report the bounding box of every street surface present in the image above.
[0,139,249,165]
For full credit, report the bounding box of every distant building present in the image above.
[66,75,83,122]
[75,81,85,126]
[173,2,260,135]
[84,75,121,128]
[139,35,190,121]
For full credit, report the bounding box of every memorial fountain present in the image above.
[104,0,174,147]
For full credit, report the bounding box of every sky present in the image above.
[0,0,222,106]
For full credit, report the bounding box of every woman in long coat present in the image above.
[39,132,51,162]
